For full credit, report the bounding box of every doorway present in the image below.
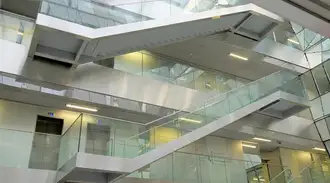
[29,115,64,170]
[86,123,111,156]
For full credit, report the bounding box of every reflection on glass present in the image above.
[128,151,287,183]
[311,64,330,96]
[301,71,319,100]
[40,0,248,28]
[111,51,252,93]
[0,10,34,47]
[321,39,330,62]
[114,52,143,75]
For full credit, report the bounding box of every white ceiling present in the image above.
[151,35,283,80]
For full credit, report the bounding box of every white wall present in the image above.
[0,167,56,183]
[0,99,80,168]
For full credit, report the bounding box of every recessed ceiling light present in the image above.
[287,38,300,45]
[242,144,257,148]
[229,53,248,61]
[66,104,98,112]
[179,117,202,124]
[313,147,326,152]
[253,137,271,142]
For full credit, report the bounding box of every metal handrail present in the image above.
[287,157,321,183]
[125,69,295,141]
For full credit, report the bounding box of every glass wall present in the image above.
[0,10,34,48]
[109,51,251,93]
[266,21,325,52]
[302,62,330,120]
[302,57,330,157]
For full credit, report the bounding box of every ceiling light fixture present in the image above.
[253,178,265,182]
[313,147,326,152]
[179,117,202,124]
[66,104,98,112]
[229,53,248,61]
[253,137,271,142]
[287,38,300,45]
[242,144,257,148]
[17,31,24,36]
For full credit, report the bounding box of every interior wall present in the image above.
[0,99,80,168]
[78,113,145,157]
[261,149,285,182]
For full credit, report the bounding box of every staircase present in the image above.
[56,70,309,183]
[31,3,283,64]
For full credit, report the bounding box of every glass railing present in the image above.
[266,22,325,52]
[39,0,247,28]
[126,151,288,183]
[57,69,306,164]
[0,9,34,47]
[267,27,303,50]
[111,51,252,93]
[58,114,82,169]
[269,168,293,183]
[286,157,330,183]
[0,127,61,170]
[0,71,176,118]
[113,70,304,158]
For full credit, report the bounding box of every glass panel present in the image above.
[0,128,60,170]
[0,10,34,47]
[301,71,319,100]
[109,70,304,158]
[40,0,249,28]
[114,52,143,75]
[194,71,218,92]
[142,53,173,82]
[322,39,330,62]
[173,152,199,183]
[58,114,82,169]
[312,64,330,95]
[269,168,292,183]
[279,77,306,98]
[310,97,324,120]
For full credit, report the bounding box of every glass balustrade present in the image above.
[0,128,61,170]
[39,0,248,28]
[266,21,325,53]
[55,69,306,164]
[0,10,34,47]
[0,71,176,117]
[127,151,289,183]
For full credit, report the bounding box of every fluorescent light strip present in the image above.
[229,53,248,61]
[179,117,202,124]
[253,137,271,142]
[313,147,326,152]
[17,31,24,36]
[287,38,300,45]
[242,144,257,148]
[253,178,265,182]
[66,104,98,112]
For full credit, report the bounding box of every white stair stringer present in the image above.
[57,91,309,183]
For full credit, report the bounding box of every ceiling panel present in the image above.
[151,36,282,80]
